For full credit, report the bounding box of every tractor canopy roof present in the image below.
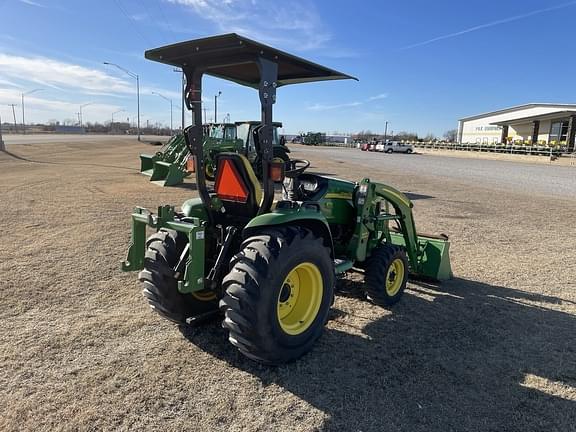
[235,121,283,127]
[145,33,357,88]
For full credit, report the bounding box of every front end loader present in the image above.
[122,33,452,364]
[140,133,191,186]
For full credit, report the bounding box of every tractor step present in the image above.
[334,258,354,274]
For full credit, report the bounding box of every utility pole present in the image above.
[8,104,18,132]
[384,121,389,143]
[111,109,125,133]
[203,107,207,124]
[104,62,141,141]
[21,88,43,134]
[214,91,221,124]
[0,113,5,151]
[79,103,93,130]
[152,91,173,134]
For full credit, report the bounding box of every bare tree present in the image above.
[444,129,457,142]
[395,131,419,141]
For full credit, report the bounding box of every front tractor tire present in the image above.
[138,228,219,324]
[220,227,334,365]
[365,244,409,306]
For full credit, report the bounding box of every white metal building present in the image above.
[458,103,576,150]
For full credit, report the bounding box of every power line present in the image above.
[154,0,179,43]
[138,0,168,45]
[112,0,153,46]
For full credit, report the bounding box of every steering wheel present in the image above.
[284,159,310,178]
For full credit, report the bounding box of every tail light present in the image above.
[269,160,285,182]
[186,155,196,173]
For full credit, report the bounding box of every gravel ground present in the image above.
[1,141,575,432]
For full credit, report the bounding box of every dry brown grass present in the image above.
[1,140,575,431]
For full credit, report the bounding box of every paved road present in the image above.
[3,135,574,199]
[1,134,170,145]
[296,146,576,200]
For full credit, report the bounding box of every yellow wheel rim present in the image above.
[277,262,323,335]
[386,258,405,296]
[191,290,217,301]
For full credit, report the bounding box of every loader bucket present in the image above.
[149,160,186,186]
[140,154,156,176]
[390,232,452,281]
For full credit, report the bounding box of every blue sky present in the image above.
[1,0,576,136]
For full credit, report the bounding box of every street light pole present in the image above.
[214,91,221,124]
[111,109,125,132]
[384,121,389,143]
[79,102,94,130]
[103,62,141,141]
[21,88,43,134]
[152,91,173,134]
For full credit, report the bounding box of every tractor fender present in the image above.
[243,207,334,258]
[181,198,209,219]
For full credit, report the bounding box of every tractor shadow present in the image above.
[180,277,576,431]
[404,192,435,201]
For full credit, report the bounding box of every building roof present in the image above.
[145,33,357,89]
[459,103,576,122]
[490,110,576,126]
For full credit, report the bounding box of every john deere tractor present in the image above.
[140,121,289,185]
[122,34,452,364]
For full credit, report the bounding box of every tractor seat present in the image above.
[214,153,262,218]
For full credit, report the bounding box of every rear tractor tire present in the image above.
[138,228,219,324]
[220,227,334,364]
[365,244,408,306]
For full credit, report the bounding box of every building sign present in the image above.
[475,126,502,132]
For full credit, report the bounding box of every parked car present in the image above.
[383,141,414,154]
[375,142,385,152]
[360,142,369,151]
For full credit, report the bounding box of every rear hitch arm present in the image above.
[206,226,237,290]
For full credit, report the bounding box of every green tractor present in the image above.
[122,34,452,364]
[140,121,289,185]
[203,120,290,180]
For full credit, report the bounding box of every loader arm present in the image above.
[349,178,451,280]
[350,179,419,269]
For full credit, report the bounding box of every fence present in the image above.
[409,141,571,157]
[294,139,576,161]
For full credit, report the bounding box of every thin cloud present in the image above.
[307,101,363,111]
[129,13,148,22]
[400,1,576,50]
[166,0,331,51]
[0,53,133,94]
[0,88,120,114]
[308,93,388,111]
[18,0,47,7]
[368,93,388,101]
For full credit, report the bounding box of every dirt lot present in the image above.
[1,140,575,431]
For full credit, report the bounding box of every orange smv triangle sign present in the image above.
[215,159,249,203]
